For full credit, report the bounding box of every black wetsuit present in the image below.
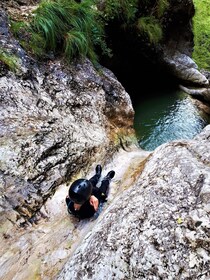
[66,173,110,219]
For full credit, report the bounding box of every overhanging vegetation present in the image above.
[10,0,170,64]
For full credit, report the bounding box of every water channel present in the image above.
[133,88,210,151]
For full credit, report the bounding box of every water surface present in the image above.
[134,89,209,151]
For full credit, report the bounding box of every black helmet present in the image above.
[69,179,92,205]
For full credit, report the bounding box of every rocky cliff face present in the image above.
[0,4,139,279]
[58,125,210,280]
[0,7,135,228]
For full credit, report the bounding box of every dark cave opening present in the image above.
[99,24,179,103]
[101,50,179,104]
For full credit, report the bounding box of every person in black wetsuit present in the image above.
[65,165,115,219]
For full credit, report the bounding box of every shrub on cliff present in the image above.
[98,0,169,44]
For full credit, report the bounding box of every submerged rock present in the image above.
[58,125,210,280]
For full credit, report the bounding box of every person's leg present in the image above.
[89,164,102,187]
[99,179,109,197]
[98,170,115,201]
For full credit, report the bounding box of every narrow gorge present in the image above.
[0,0,210,279]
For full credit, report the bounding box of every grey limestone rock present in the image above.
[0,8,135,226]
[58,125,210,280]
[0,59,134,224]
[163,51,209,87]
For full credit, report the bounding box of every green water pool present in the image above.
[134,89,210,151]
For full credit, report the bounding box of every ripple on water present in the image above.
[134,89,210,151]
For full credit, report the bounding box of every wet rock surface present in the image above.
[163,51,210,103]
[0,147,149,280]
[58,125,210,280]
[0,59,134,226]
[0,6,138,279]
[0,7,135,227]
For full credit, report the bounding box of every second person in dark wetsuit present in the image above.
[65,165,115,219]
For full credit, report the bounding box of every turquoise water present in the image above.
[134,89,209,151]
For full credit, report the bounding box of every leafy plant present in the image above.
[193,0,210,70]
[31,0,70,50]
[64,30,88,59]
[10,19,46,57]
[99,0,169,44]
[9,0,170,63]
[102,0,138,22]
[10,21,28,37]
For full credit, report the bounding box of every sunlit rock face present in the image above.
[0,7,135,226]
[58,125,210,280]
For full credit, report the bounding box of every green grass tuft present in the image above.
[64,30,88,60]
[31,0,71,50]
[30,0,108,62]
[10,0,108,63]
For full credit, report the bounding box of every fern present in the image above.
[137,16,163,43]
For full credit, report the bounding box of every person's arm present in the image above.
[89,195,99,211]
